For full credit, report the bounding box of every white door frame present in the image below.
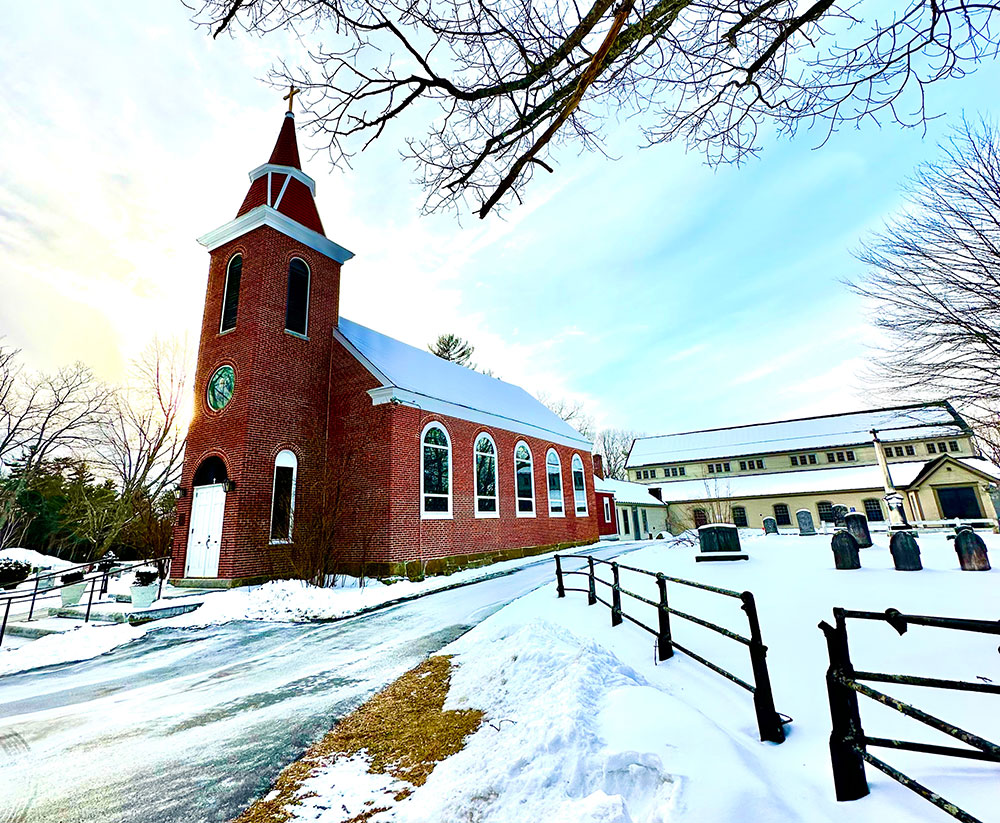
[186,483,226,577]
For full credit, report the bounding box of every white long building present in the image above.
[626,402,1000,531]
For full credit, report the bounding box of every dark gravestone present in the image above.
[844,512,873,549]
[699,524,742,553]
[831,530,861,570]
[954,527,991,571]
[763,517,779,535]
[796,509,816,536]
[889,530,922,571]
[832,505,849,529]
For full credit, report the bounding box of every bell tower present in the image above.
[171,100,354,584]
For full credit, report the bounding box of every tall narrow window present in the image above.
[269,450,297,542]
[421,423,451,517]
[863,499,885,522]
[572,454,588,515]
[641,509,648,533]
[546,449,564,516]
[693,508,708,528]
[514,441,534,516]
[285,257,310,336]
[220,254,242,332]
[732,506,748,527]
[817,501,834,523]
[474,433,498,516]
[603,498,611,522]
[621,509,630,534]
[773,504,791,526]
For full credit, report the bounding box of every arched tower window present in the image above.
[571,454,588,515]
[220,254,242,333]
[546,449,564,517]
[285,257,310,336]
[474,433,499,517]
[421,423,452,518]
[514,441,535,516]
[269,450,297,542]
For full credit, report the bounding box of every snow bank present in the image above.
[305,529,998,823]
[0,548,72,570]
[0,623,147,676]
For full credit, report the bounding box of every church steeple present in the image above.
[198,104,352,265]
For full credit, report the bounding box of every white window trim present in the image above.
[571,454,588,516]
[514,440,535,518]
[473,432,500,519]
[546,448,565,517]
[268,449,297,544]
[421,421,453,519]
[284,257,311,337]
[603,498,611,523]
[219,253,242,333]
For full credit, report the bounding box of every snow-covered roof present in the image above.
[650,457,999,503]
[628,403,967,467]
[336,318,591,449]
[594,477,668,507]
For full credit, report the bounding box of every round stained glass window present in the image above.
[207,365,235,412]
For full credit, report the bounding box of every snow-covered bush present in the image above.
[0,558,31,588]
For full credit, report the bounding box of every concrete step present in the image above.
[3,618,74,638]
[107,587,216,604]
[51,607,127,623]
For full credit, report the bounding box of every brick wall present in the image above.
[595,491,617,536]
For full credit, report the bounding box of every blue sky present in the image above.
[1,3,997,437]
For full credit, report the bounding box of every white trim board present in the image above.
[248,163,317,196]
[198,205,354,264]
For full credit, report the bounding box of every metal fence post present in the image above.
[27,576,40,622]
[611,563,623,626]
[740,591,786,743]
[587,557,597,605]
[0,599,10,647]
[655,574,673,660]
[84,574,98,624]
[555,555,565,598]
[819,608,870,801]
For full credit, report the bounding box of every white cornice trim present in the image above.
[198,206,355,263]
[248,163,316,196]
[365,385,592,450]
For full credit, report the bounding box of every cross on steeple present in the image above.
[283,85,301,113]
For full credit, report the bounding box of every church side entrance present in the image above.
[186,484,226,577]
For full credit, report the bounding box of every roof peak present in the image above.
[268,112,302,169]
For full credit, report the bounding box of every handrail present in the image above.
[0,555,170,648]
[555,553,787,744]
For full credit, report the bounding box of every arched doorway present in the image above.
[186,456,229,578]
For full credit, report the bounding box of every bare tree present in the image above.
[189,0,1000,217]
[538,392,595,440]
[594,427,641,479]
[850,119,1000,459]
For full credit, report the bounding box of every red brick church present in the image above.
[171,107,597,584]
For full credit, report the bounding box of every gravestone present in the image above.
[832,505,849,529]
[831,530,861,570]
[844,512,873,548]
[954,526,991,571]
[699,524,742,553]
[889,530,922,571]
[762,517,778,535]
[796,509,816,536]
[695,523,747,562]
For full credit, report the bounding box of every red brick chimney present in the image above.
[593,454,605,480]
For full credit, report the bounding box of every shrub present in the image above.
[134,570,158,587]
[61,570,85,585]
[0,559,32,588]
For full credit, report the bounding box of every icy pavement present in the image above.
[0,542,639,823]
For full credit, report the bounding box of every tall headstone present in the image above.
[831,530,861,570]
[889,530,922,571]
[832,505,849,529]
[844,512,873,549]
[763,517,779,535]
[954,526,991,571]
[796,509,816,536]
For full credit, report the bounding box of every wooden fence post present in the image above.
[587,557,597,605]
[611,563,623,626]
[740,591,786,743]
[819,608,870,800]
[656,574,673,660]
[555,555,565,598]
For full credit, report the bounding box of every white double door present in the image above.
[185,483,226,577]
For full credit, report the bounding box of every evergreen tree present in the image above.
[429,334,475,367]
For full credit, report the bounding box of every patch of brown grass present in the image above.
[233,655,483,823]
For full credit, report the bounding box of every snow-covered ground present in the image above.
[290,529,999,823]
[0,547,73,570]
